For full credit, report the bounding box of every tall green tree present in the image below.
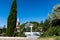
[6,0,17,36]
[49,5,60,26]
[43,19,50,31]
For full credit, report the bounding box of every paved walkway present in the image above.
[0,37,37,40]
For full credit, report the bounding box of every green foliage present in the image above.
[49,5,60,26]
[43,19,50,31]
[20,32,26,37]
[6,0,17,36]
[56,26,60,36]
[20,22,40,36]
[55,36,60,40]
[20,20,60,37]
[20,22,40,32]
[30,22,40,32]
[43,27,56,37]
[2,25,6,33]
[42,26,60,37]
[20,22,29,36]
[2,26,6,36]
[0,29,2,34]
[40,21,44,27]
[19,5,60,37]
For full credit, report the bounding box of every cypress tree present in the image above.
[6,0,17,36]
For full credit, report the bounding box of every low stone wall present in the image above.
[0,37,37,40]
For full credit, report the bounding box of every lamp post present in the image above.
[29,24,33,36]
[29,25,33,32]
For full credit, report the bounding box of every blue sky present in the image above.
[0,0,60,27]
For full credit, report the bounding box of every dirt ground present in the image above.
[38,38,54,40]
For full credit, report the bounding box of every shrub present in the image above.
[43,27,56,37]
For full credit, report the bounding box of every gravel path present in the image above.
[0,37,37,40]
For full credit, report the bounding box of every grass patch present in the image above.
[54,36,60,40]
[38,37,54,40]
[38,36,60,40]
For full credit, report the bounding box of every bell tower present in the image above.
[16,18,20,33]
